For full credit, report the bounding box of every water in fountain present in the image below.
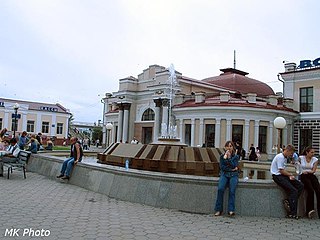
[166,64,179,139]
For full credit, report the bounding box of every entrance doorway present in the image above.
[142,127,153,144]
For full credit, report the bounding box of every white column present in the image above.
[162,99,169,129]
[117,105,124,142]
[226,118,231,141]
[153,99,161,142]
[179,119,184,143]
[254,120,259,148]
[22,113,27,132]
[283,126,288,147]
[215,118,221,148]
[122,104,130,143]
[267,121,273,158]
[36,113,42,133]
[3,111,9,129]
[111,121,115,144]
[199,118,204,147]
[243,120,250,153]
[102,125,106,146]
[191,118,195,147]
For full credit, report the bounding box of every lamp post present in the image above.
[106,123,113,147]
[274,117,287,154]
[13,103,20,138]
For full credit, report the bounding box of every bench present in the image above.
[4,150,31,179]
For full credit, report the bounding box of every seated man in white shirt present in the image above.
[270,144,304,219]
[0,138,21,177]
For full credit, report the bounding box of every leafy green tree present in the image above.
[92,127,102,142]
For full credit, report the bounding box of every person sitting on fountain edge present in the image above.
[270,144,304,219]
[56,137,83,180]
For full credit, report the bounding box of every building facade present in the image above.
[0,98,71,143]
[102,65,298,160]
[280,57,320,155]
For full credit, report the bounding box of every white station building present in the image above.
[0,98,71,143]
[102,64,302,160]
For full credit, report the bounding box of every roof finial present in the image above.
[233,50,236,69]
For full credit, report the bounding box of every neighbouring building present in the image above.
[280,57,320,155]
[0,98,71,144]
[102,64,299,160]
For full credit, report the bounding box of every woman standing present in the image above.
[248,143,257,161]
[214,141,240,216]
[299,146,320,219]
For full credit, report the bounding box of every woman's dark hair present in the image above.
[0,128,7,138]
[301,146,313,156]
[224,140,236,155]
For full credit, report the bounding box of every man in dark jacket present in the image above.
[56,137,83,180]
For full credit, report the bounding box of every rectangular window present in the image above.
[232,125,243,145]
[42,121,49,134]
[185,124,191,146]
[300,129,312,153]
[205,124,215,147]
[56,123,63,135]
[0,118,2,130]
[258,126,267,153]
[27,120,35,133]
[300,87,313,112]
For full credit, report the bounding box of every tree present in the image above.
[92,127,102,142]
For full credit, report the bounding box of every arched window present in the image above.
[142,108,155,121]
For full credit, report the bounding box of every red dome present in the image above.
[202,68,275,97]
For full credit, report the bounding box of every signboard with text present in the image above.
[298,57,320,69]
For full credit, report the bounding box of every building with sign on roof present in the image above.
[279,57,320,155]
[0,98,71,144]
[102,64,299,160]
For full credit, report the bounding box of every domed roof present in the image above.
[202,68,275,97]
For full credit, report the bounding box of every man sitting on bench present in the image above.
[56,137,83,180]
[0,138,20,177]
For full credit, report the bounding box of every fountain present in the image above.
[98,64,221,177]
[155,64,184,146]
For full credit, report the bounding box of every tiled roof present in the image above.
[174,95,297,113]
[202,68,275,97]
[0,98,70,114]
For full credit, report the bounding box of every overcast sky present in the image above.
[1,0,319,123]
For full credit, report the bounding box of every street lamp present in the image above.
[274,117,287,154]
[106,123,113,147]
[13,103,20,138]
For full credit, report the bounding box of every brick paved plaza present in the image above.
[0,172,319,240]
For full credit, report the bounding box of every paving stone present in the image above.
[1,172,320,240]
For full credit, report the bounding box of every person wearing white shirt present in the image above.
[131,137,139,144]
[270,144,304,219]
[299,147,320,219]
[0,138,21,177]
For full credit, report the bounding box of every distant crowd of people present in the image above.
[0,128,51,154]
